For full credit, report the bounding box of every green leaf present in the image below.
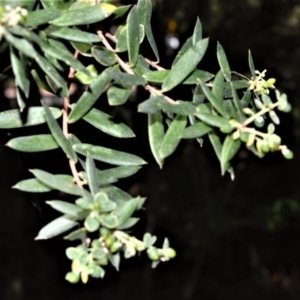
[230,82,246,121]
[208,130,222,161]
[41,0,73,10]
[86,156,99,196]
[159,115,187,161]
[64,228,87,241]
[248,50,256,79]
[98,214,119,229]
[35,54,67,95]
[114,197,141,225]
[23,9,61,27]
[138,96,196,116]
[212,70,224,100]
[195,113,231,129]
[73,143,147,166]
[172,36,192,67]
[108,253,120,271]
[221,135,241,175]
[30,169,83,196]
[10,46,30,98]
[95,192,117,213]
[217,42,231,81]
[6,134,58,152]
[84,215,100,232]
[127,5,140,67]
[132,55,150,76]
[241,89,251,107]
[35,215,78,240]
[4,31,37,58]
[107,85,131,106]
[143,69,214,85]
[162,38,209,92]
[31,69,53,94]
[101,166,141,181]
[115,24,144,52]
[138,96,161,114]
[70,41,92,57]
[92,46,117,66]
[111,5,131,19]
[108,71,146,87]
[83,108,135,138]
[42,102,77,162]
[117,217,140,230]
[13,178,51,193]
[74,64,97,85]
[102,185,132,203]
[148,111,164,168]
[68,70,111,123]
[192,17,202,45]
[16,87,26,112]
[45,25,101,43]
[40,38,89,75]
[198,79,227,117]
[47,200,84,219]
[81,166,141,186]
[137,0,159,61]
[51,4,116,26]
[182,122,212,139]
[0,106,62,129]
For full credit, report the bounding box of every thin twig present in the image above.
[145,58,165,71]
[62,50,84,188]
[97,30,177,105]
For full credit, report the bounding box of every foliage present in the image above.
[0,0,293,284]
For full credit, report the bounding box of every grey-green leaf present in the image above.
[68,70,111,123]
[182,122,212,139]
[162,38,209,92]
[47,200,84,219]
[114,197,141,225]
[108,71,146,87]
[192,17,202,45]
[221,135,241,175]
[73,143,147,166]
[13,178,51,193]
[4,31,37,58]
[42,102,77,162]
[10,46,30,98]
[159,115,187,161]
[51,4,115,26]
[35,216,78,240]
[30,169,83,196]
[198,79,227,117]
[86,156,99,195]
[217,42,231,81]
[195,113,231,129]
[127,6,140,67]
[45,25,101,43]
[107,85,131,106]
[6,134,58,152]
[248,50,256,79]
[148,111,164,168]
[143,69,214,85]
[137,0,159,61]
[92,46,117,67]
[35,54,67,94]
[83,108,135,138]
[23,9,61,27]
[0,106,62,129]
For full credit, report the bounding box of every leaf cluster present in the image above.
[0,0,293,283]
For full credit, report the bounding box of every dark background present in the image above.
[1,0,300,299]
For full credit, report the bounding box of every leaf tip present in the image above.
[35,236,46,241]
